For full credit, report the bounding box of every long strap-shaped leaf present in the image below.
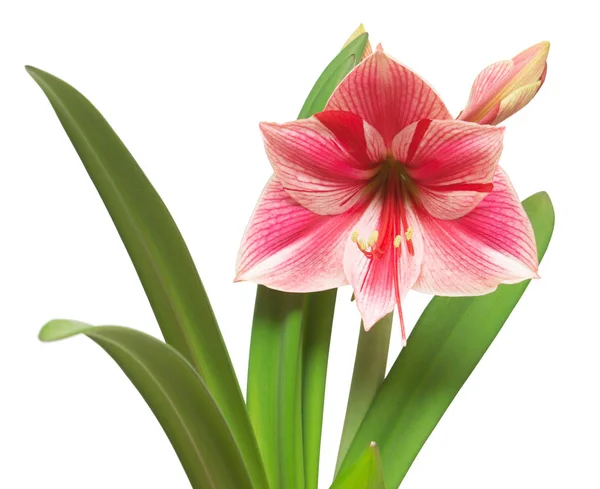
[337,192,555,488]
[247,32,369,489]
[297,32,368,119]
[39,320,254,489]
[330,442,386,489]
[335,314,393,473]
[27,67,268,489]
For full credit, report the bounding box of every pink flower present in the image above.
[459,41,550,125]
[236,48,539,343]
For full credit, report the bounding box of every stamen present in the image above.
[406,239,415,256]
[405,225,415,256]
[351,230,381,259]
[350,161,418,348]
[367,230,379,248]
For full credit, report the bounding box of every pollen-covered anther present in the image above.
[405,226,414,241]
[393,235,402,248]
[351,230,380,258]
[358,238,367,251]
[367,230,379,248]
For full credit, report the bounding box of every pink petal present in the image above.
[343,192,423,330]
[392,119,504,220]
[260,113,385,215]
[461,60,514,121]
[489,81,543,125]
[459,41,549,124]
[325,50,451,146]
[512,41,550,83]
[413,168,539,295]
[236,177,359,292]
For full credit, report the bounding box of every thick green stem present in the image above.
[335,314,393,474]
[247,286,306,489]
[302,289,338,489]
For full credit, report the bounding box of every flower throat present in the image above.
[350,157,416,345]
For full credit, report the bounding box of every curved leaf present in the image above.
[298,32,368,119]
[26,67,268,489]
[338,192,555,488]
[39,320,254,489]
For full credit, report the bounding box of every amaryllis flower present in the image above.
[236,47,539,343]
[459,41,550,125]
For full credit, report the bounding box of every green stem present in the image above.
[247,286,306,489]
[335,313,393,474]
[301,289,338,489]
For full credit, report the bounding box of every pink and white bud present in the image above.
[459,41,550,125]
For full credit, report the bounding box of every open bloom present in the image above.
[459,41,550,125]
[236,48,539,343]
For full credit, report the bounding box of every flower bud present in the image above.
[459,41,550,125]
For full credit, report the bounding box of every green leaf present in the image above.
[335,314,393,474]
[298,33,368,119]
[302,289,337,489]
[26,67,268,489]
[247,287,306,489]
[39,320,254,489]
[330,442,386,489]
[337,192,555,488]
[248,29,370,489]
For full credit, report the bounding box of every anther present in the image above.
[358,238,367,251]
[393,235,402,248]
[351,230,359,243]
[405,227,414,241]
[367,230,379,248]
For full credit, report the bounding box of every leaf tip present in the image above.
[25,65,42,78]
[343,24,369,49]
[539,191,554,212]
[39,319,92,342]
[525,190,553,208]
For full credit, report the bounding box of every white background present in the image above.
[0,0,598,487]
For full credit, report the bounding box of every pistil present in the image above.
[350,159,417,346]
